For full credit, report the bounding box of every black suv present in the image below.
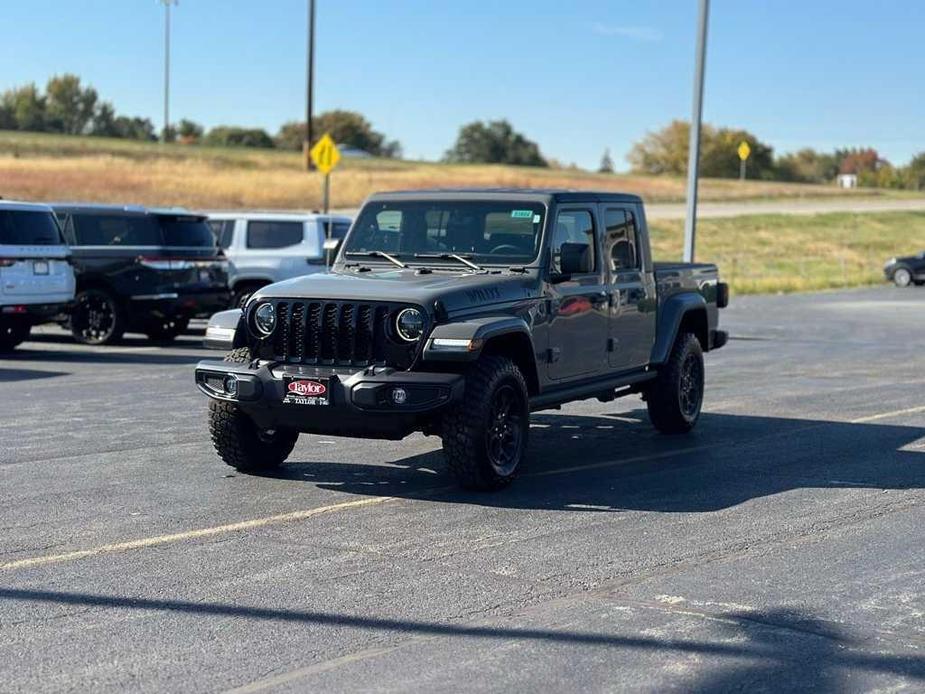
[196,190,727,490]
[53,204,230,344]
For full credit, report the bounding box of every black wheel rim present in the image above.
[678,353,704,419]
[485,383,525,476]
[75,293,115,343]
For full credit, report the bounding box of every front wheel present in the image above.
[71,289,125,345]
[208,347,298,473]
[441,356,529,490]
[893,267,913,287]
[646,332,705,434]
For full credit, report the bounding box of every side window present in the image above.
[604,208,639,271]
[246,221,303,250]
[219,221,235,249]
[71,214,161,246]
[330,222,351,240]
[59,214,77,245]
[551,210,596,274]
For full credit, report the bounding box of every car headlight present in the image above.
[253,302,276,336]
[395,307,425,342]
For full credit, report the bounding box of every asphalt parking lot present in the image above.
[1,286,923,692]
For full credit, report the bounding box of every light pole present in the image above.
[160,0,178,143]
[683,0,710,263]
[304,0,316,170]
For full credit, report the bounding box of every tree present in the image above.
[444,119,547,167]
[774,148,840,183]
[628,120,774,179]
[203,126,275,148]
[904,152,925,191]
[1,83,45,132]
[275,110,401,157]
[598,149,615,174]
[90,102,118,137]
[837,148,885,175]
[45,74,98,135]
[113,116,157,141]
[177,119,204,143]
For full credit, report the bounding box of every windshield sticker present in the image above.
[533,214,541,224]
[511,210,533,219]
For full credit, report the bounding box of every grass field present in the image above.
[0,130,876,210]
[650,211,925,294]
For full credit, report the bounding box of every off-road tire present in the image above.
[647,332,705,434]
[441,356,529,491]
[893,267,913,287]
[0,323,30,352]
[71,288,125,345]
[208,347,298,473]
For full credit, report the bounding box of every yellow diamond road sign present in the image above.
[310,133,341,174]
[737,141,751,161]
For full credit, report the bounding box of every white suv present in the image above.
[0,200,76,351]
[207,212,353,307]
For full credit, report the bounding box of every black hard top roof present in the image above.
[49,203,205,218]
[366,188,643,205]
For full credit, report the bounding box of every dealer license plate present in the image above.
[33,260,49,275]
[282,376,330,406]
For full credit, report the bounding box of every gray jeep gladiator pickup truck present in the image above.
[195,189,728,490]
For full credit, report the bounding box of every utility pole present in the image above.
[683,0,710,263]
[160,0,178,144]
[304,0,316,170]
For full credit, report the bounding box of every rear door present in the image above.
[546,206,610,381]
[0,209,73,301]
[602,205,656,370]
[244,219,317,282]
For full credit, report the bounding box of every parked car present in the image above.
[0,200,76,351]
[206,212,353,307]
[196,189,728,490]
[52,204,230,344]
[884,252,925,287]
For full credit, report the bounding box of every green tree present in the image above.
[113,116,157,141]
[774,148,840,183]
[275,110,401,157]
[203,126,275,148]
[45,74,98,134]
[444,119,547,167]
[628,120,775,179]
[1,83,46,132]
[904,152,925,191]
[598,148,615,174]
[177,119,204,143]
[90,101,117,137]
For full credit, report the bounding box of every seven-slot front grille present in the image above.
[262,299,415,366]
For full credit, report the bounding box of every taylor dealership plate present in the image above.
[282,376,330,406]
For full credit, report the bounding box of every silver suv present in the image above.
[0,200,76,351]
[207,212,353,307]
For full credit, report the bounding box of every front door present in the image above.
[546,207,609,381]
[603,206,656,370]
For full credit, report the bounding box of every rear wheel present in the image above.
[71,288,125,345]
[646,332,704,434]
[208,347,298,473]
[441,356,529,490]
[0,322,30,352]
[893,267,913,287]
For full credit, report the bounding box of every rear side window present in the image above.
[330,222,350,240]
[246,221,303,249]
[0,211,64,245]
[71,214,161,246]
[604,208,639,271]
[158,216,216,247]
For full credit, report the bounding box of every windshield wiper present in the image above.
[413,253,483,272]
[344,250,406,269]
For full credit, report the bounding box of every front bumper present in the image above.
[132,290,230,319]
[194,361,464,439]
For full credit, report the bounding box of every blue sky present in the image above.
[1,0,922,170]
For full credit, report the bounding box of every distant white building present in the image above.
[837,173,858,189]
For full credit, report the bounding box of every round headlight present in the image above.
[253,302,276,336]
[395,308,425,342]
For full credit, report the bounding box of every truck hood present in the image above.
[252,267,540,315]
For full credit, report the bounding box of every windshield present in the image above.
[343,201,545,265]
[158,216,216,247]
[0,210,64,246]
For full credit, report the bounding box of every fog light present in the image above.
[224,375,239,397]
[391,387,408,405]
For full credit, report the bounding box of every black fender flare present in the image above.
[203,308,246,351]
[651,293,708,365]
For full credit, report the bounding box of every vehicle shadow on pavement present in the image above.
[0,367,70,382]
[275,410,925,513]
[0,588,921,687]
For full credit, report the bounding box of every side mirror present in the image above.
[555,243,590,278]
